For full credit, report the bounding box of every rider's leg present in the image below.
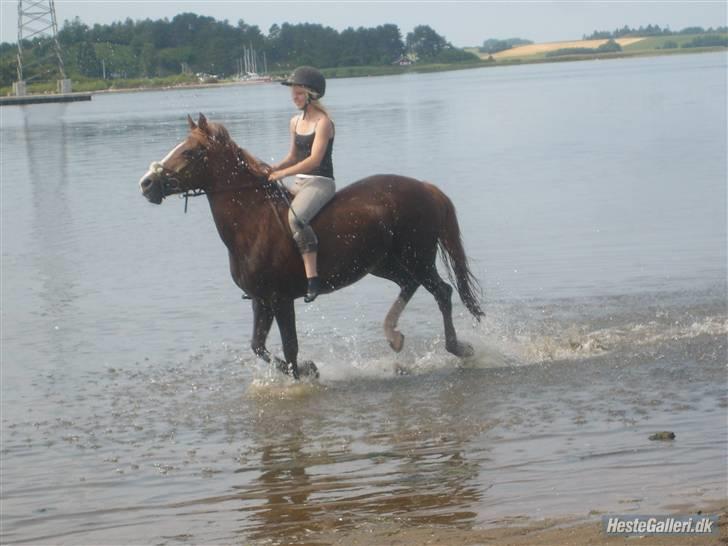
[287,176,335,302]
[289,221,322,302]
[302,251,318,277]
[301,251,320,303]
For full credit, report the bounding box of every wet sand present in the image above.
[313,502,727,545]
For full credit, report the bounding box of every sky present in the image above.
[0,1,726,47]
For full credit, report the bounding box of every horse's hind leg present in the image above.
[384,281,419,352]
[421,269,474,358]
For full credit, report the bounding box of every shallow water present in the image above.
[1,53,726,544]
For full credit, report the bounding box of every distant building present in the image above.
[393,55,413,66]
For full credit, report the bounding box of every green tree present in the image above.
[76,41,99,76]
[480,39,511,54]
[372,24,404,63]
[139,43,157,77]
[157,47,194,75]
[59,17,89,45]
[406,25,447,61]
[432,48,479,63]
[597,39,621,53]
[0,57,17,84]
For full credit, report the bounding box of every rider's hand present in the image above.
[268,171,284,181]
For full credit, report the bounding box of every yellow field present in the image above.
[482,37,646,59]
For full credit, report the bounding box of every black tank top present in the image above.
[294,116,335,179]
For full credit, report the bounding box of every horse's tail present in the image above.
[427,184,485,320]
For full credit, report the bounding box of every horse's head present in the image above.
[139,113,220,204]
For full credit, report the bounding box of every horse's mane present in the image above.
[194,121,289,194]
[192,121,270,181]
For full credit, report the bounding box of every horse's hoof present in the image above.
[273,357,316,380]
[274,357,294,375]
[388,331,405,353]
[448,341,474,358]
[298,360,319,379]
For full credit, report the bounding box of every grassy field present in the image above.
[467,33,727,62]
[622,33,723,50]
[492,37,645,59]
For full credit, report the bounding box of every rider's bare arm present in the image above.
[270,117,299,171]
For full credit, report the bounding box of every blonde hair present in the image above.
[303,88,331,119]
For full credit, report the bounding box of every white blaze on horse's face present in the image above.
[138,140,188,192]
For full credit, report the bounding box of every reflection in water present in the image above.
[23,106,78,368]
[247,429,318,544]
[236,378,486,544]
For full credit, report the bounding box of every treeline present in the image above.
[584,24,728,40]
[479,38,532,54]
[0,13,477,86]
[546,39,622,58]
[679,34,728,48]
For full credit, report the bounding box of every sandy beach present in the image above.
[312,502,726,545]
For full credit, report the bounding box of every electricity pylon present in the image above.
[16,0,66,82]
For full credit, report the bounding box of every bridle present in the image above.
[147,160,207,212]
[148,161,191,195]
[147,152,287,214]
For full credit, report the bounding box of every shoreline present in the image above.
[313,501,727,545]
[2,47,724,99]
[89,76,272,96]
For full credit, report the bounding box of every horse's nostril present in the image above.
[141,177,152,190]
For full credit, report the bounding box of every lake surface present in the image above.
[1,52,726,544]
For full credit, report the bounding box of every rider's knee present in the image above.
[287,209,304,232]
[292,226,318,254]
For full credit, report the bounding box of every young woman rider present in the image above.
[267,66,335,303]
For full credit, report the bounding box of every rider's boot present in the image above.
[304,277,320,303]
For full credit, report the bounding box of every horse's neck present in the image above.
[206,169,283,253]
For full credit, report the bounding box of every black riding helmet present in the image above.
[281,66,326,99]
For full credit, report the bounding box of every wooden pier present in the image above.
[0,92,92,106]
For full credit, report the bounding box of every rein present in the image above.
[180,183,288,214]
[180,184,279,213]
[150,159,286,214]
[181,188,207,213]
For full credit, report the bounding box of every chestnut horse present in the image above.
[139,114,483,379]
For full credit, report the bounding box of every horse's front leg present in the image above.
[272,299,319,380]
[273,298,300,379]
[251,298,275,362]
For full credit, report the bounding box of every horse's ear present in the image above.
[187,114,197,130]
[198,113,209,133]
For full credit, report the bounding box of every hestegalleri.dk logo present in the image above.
[602,515,719,536]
